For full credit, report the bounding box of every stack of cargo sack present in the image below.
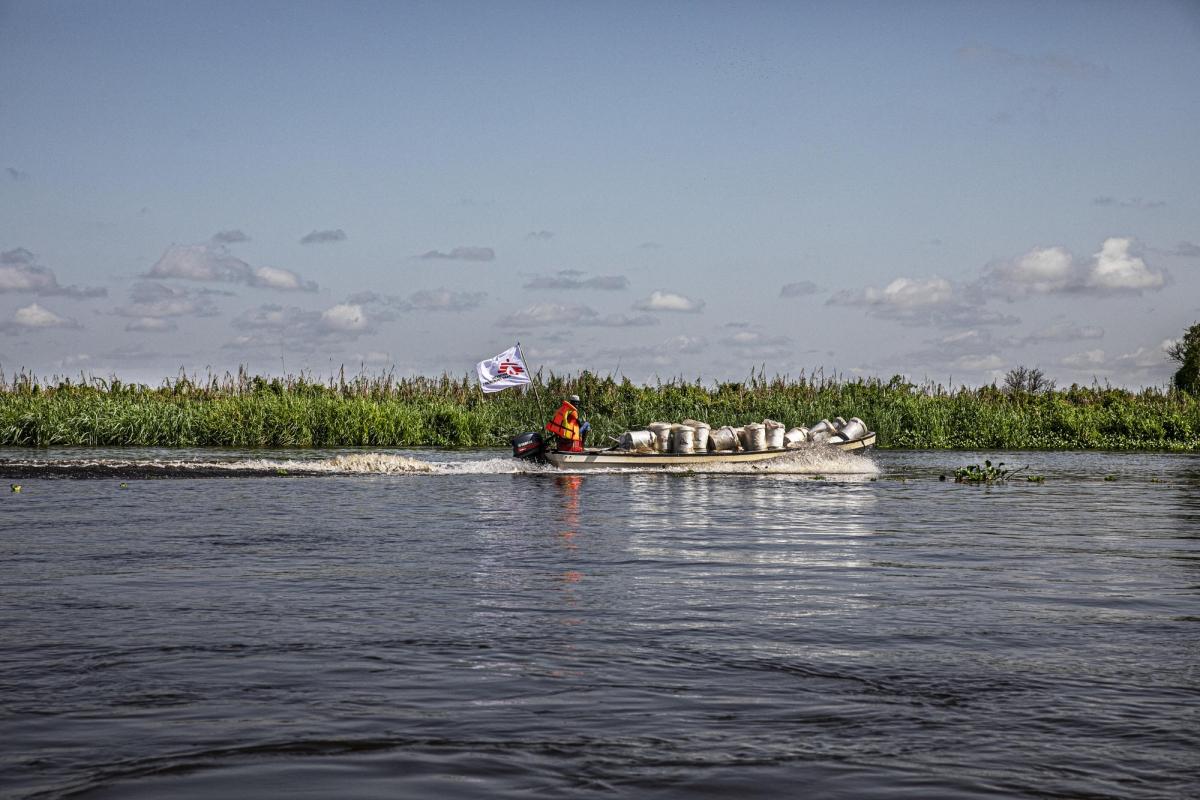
[616,416,867,452]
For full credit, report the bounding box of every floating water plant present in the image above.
[10,483,21,493]
[954,460,1023,484]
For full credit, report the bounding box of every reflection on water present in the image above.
[1,450,1197,800]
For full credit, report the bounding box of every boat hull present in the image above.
[542,432,875,470]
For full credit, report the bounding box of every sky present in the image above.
[2,0,1199,388]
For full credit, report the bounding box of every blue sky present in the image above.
[2,0,1198,386]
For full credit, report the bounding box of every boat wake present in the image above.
[0,447,875,479]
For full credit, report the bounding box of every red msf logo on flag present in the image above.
[477,344,532,393]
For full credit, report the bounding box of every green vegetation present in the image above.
[953,460,1019,483]
[0,367,1198,450]
[1167,322,1200,396]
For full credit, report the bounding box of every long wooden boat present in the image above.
[540,431,875,470]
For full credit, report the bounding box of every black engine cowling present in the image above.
[511,431,546,461]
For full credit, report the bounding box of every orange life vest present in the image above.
[545,400,581,440]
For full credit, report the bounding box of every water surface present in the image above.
[2,449,1197,798]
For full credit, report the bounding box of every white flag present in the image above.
[477,344,532,393]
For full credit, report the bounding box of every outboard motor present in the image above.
[511,431,547,462]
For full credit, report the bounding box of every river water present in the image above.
[1,448,1197,799]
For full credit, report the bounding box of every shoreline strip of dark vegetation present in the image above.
[1,366,1198,451]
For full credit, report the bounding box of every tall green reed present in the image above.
[0,367,1196,450]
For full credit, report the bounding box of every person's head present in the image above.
[568,394,580,406]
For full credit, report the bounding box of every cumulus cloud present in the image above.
[232,301,376,341]
[981,237,1165,297]
[212,229,251,244]
[779,281,819,298]
[348,288,485,314]
[3,302,80,331]
[526,230,555,241]
[115,282,223,320]
[124,317,178,332]
[1168,241,1200,258]
[1062,349,1106,368]
[418,246,495,262]
[319,303,369,333]
[829,275,1018,328]
[1085,237,1165,291]
[523,271,629,290]
[497,303,657,329]
[718,327,794,361]
[146,243,317,291]
[1019,320,1104,344]
[599,335,708,366]
[299,229,347,245]
[634,290,705,313]
[250,265,315,291]
[722,330,790,348]
[831,276,955,309]
[0,248,107,298]
[404,288,486,312]
[498,303,596,328]
[951,353,1005,372]
[983,246,1074,296]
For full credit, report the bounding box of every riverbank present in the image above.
[1,371,1197,450]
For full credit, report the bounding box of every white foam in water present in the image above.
[1,446,875,477]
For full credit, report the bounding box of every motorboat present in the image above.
[511,421,875,470]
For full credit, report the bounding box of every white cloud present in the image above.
[634,290,705,313]
[0,248,107,298]
[147,243,317,291]
[418,246,495,262]
[251,265,312,291]
[319,303,369,333]
[124,317,178,332]
[116,282,222,319]
[1021,320,1104,344]
[826,276,1005,328]
[5,302,80,330]
[232,301,377,342]
[523,272,629,290]
[599,334,709,366]
[496,302,657,328]
[986,246,1074,296]
[952,353,1005,371]
[1085,237,1164,291]
[405,288,486,312]
[498,303,598,328]
[1062,349,1106,367]
[588,313,658,327]
[831,276,954,309]
[983,238,1165,297]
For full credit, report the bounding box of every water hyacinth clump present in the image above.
[0,367,1198,450]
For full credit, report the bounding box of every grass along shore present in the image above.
[1,369,1198,451]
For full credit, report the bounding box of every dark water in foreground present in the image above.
[1,448,1197,799]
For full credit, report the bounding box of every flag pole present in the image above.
[516,341,546,421]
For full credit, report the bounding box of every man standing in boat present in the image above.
[545,394,590,452]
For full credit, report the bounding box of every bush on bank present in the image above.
[0,369,1197,450]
